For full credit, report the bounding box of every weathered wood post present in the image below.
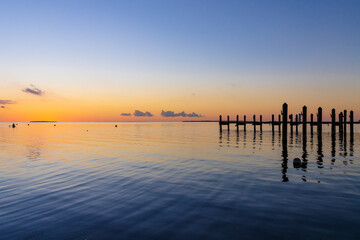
[253,115,256,132]
[260,115,263,132]
[227,115,230,131]
[339,112,343,135]
[350,110,354,141]
[302,106,307,136]
[344,110,347,136]
[278,114,281,133]
[310,114,314,135]
[219,115,222,132]
[282,103,288,141]
[295,114,299,135]
[236,115,239,132]
[331,109,336,136]
[290,114,293,135]
[271,114,275,134]
[244,115,246,132]
[317,107,322,135]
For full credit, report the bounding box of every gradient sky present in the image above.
[1,0,359,122]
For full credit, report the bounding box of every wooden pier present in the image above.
[219,103,357,139]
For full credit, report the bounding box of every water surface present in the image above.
[0,123,359,239]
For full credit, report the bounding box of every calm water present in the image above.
[0,123,359,239]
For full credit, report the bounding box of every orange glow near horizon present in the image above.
[1,81,360,122]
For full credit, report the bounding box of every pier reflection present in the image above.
[218,128,356,182]
[281,138,289,182]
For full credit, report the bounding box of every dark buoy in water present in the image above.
[28,124,30,126]
[12,123,16,128]
[293,158,301,168]
[54,124,56,126]
[115,125,117,127]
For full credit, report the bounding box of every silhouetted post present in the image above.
[244,115,246,132]
[331,109,336,136]
[271,114,275,134]
[219,115,222,132]
[295,114,299,135]
[350,110,354,142]
[290,114,293,135]
[282,103,288,141]
[236,115,239,132]
[344,110,347,136]
[339,112,343,135]
[302,106,307,136]
[310,114,314,135]
[253,115,256,132]
[317,107,322,135]
[227,115,230,131]
[260,115,263,132]
[278,114,281,133]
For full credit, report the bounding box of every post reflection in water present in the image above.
[301,135,308,170]
[317,133,324,168]
[219,130,222,147]
[218,126,357,183]
[281,137,289,182]
[236,131,239,148]
[331,134,336,166]
[350,136,354,157]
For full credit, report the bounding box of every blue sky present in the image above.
[0,0,359,121]
[1,0,359,75]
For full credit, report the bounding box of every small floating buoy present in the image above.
[28,124,30,126]
[12,123,16,128]
[115,125,117,127]
[54,124,56,126]
[293,158,301,168]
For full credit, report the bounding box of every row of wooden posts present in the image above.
[219,103,356,138]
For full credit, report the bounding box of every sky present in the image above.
[0,0,359,122]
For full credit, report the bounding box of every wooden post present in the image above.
[295,114,299,135]
[278,114,281,133]
[227,115,230,131]
[260,115,263,132]
[339,112,343,136]
[253,115,256,132]
[271,114,275,134]
[290,114,293,135]
[317,107,322,135]
[282,103,288,140]
[339,112,343,135]
[344,110,347,136]
[219,115,222,132]
[310,114,314,135]
[243,115,247,132]
[350,110,354,141]
[331,109,336,136]
[302,106,307,135]
[236,115,239,132]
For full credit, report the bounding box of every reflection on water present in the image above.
[220,126,357,183]
[0,123,359,239]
